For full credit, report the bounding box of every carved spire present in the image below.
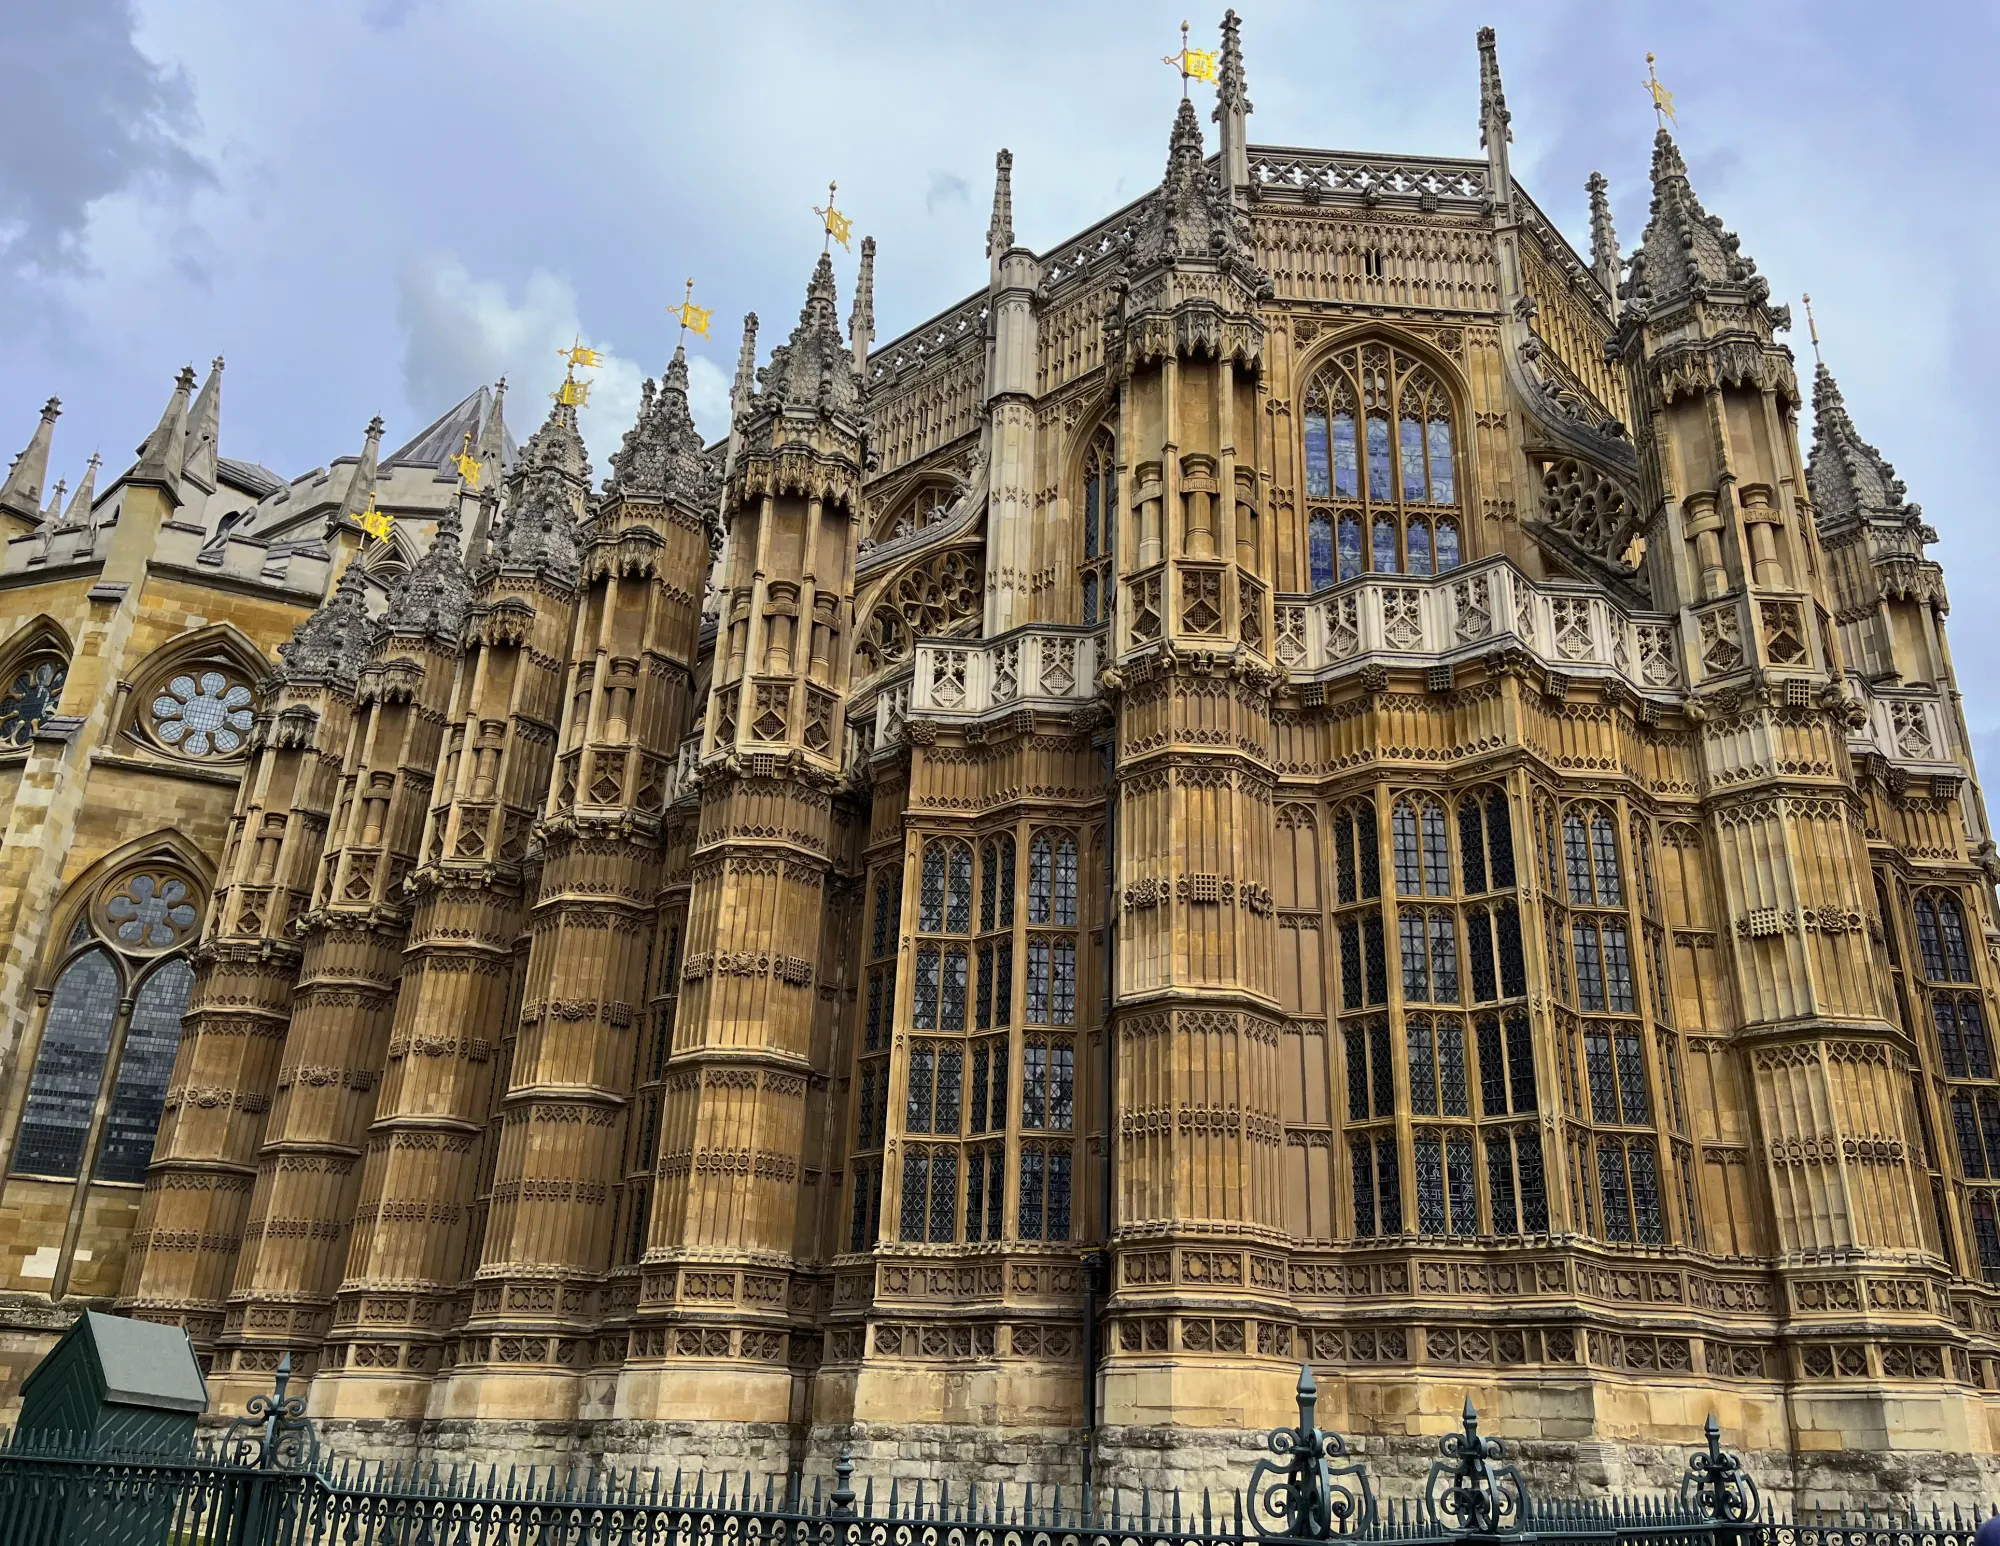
[378,499,469,644]
[129,366,197,504]
[40,478,65,524]
[183,356,223,491]
[481,392,589,588]
[1214,10,1252,205]
[476,377,508,475]
[60,453,99,529]
[730,313,760,427]
[0,396,60,519]
[1130,94,1264,293]
[606,343,713,514]
[1626,130,1779,322]
[277,558,376,688]
[1476,27,1515,221]
[330,416,386,536]
[850,235,877,376]
[986,149,1015,274]
[756,250,861,420]
[1587,171,1620,313]
[1807,356,1919,540]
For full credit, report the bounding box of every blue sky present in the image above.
[3,1,1995,744]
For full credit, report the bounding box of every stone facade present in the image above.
[1,14,1997,1507]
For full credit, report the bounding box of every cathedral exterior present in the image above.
[0,15,1993,1499]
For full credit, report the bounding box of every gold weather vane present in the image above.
[1803,293,1822,366]
[816,181,853,252]
[559,336,604,370]
[1163,20,1219,96]
[552,338,601,408]
[357,493,393,543]
[670,278,713,341]
[450,430,482,490]
[1645,53,1676,128]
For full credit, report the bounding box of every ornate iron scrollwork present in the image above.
[1424,1398,1526,1534]
[1681,1413,1759,1524]
[221,1352,319,1472]
[1246,1364,1376,1541]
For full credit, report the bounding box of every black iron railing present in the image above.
[0,1361,1993,1546]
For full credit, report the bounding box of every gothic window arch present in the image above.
[1301,340,1462,584]
[1079,429,1117,628]
[11,854,207,1189]
[123,628,268,764]
[0,620,72,752]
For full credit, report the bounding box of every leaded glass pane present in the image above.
[149,669,254,758]
[1940,896,1975,980]
[1407,519,1432,576]
[1428,418,1455,503]
[1487,1131,1518,1234]
[1333,413,1359,498]
[1584,1030,1617,1123]
[1355,804,1380,898]
[874,871,896,957]
[975,945,993,1030]
[1372,514,1397,574]
[1024,1039,1048,1129]
[914,946,939,1029]
[995,940,1012,1026]
[1954,1095,1985,1177]
[1081,573,1099,627]
[1340,919,1363,1011]
[1084,475,1101,558]
[1597,1143,1633,1242]
[0,658,66,748]
[1408,1019,1436,1114]
[1447,1133,1476,1236]
[1415,1134,1446,1234]
[1563,814,1593,904]
[1590,817,1622,906]
[928,1149,957,1243]
[1429,913,1458,1003]
[980,841,998,931]
[942,948,968,1031]
[1435,517,1460,572]
[1615,1031,1649,1124]
[1420,802,1450,896]
[1505,1012,1537,1113]
[1629,1142,1663,1243]
[1308,514,1334,590]
[934,1047,962,1135]
[1915,897,1947,979]
[1438,1019,1468,1115]
[997,835,1015,926]
[1335,816,1357,905]
[1049,1041,1075,1129]
[1477,1016,1507,1117]
[966,1148,986,1240]
[1399,910,1428,1000]
[1054,836,1078,926]
[1366,415,1391,501]
[1337,514,1363,580]
[14,950,119,1179]
[969,1046,988,1135]
[1516,1135,1547,1232]
[1468,909,1496,1003]
[1376,1136,1402,1233]
[1399,417,1425,500]
[906,1046,935,1134]
[1370,1021,1393,1118]
[986,1144,1004,1239]
[1351,1141,1376,1237]
[1364,915,1387,1005]
[1458,800,1487,896]
[1052,940,1076,1024]
[1047,1146,1072,1240]
[1029,837,1052,924]
[900,1151,929,1241]
[1392,803,1422,895]
[988,1040,1008,1132]
[866,969,885,1050]
[851,1161,874,1250]
[1486,793,1515,889]
[1304,410,1332,499]
[1019,1147,1045,1239]
[920,848,946,932]
[1603,923,1635,1014]
[1981,1096,2000,1180]
[1345,1026,1369,1121]
[104,873,198,952]
[1497,904,1526,998]
[1964,998,1994,1079]
[945,845,973,933]
[857,1067,877,1147]
[1573,922,1605,1012]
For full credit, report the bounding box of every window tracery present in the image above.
[1301,342,1462,586]
[12,858,206,1186]
[0,642,68,750]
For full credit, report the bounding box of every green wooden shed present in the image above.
[17,1311,207,1455]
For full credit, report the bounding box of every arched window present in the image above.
[0,644,69,750]
[1456,787,1515,896]
[128,638,262,763]
[1300,342,1462,584]
[1562,805,1623,908]
[1028,834,1054,924]
[11,860,205,1186]
[1307,513,1334,591]
[1391,797,1450,897]
[1080,431,1116,628]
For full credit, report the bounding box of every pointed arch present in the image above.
[120,622,272,764]
[0,614,74,751]
[40,827,217,984]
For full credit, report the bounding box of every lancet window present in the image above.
[1301,342,1462,588]
[1910,885,2000,1278]
[11,861,205,1191]
[1080,431,1117,629]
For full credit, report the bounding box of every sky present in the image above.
[2,0,1995,744]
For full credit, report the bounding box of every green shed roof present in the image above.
[21,1312,209,1414]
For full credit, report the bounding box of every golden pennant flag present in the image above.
[357,494,393,543]
[815,181,853,252]
[560,337,604,370]
[450,430,482,490]
[670,277,713,339]
[553,373,592,408]
[1163,21,1219,89]
[1644,52,1677,126]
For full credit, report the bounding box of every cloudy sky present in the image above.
[3,1,1996,740]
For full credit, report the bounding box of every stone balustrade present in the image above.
[907,629,1103,720]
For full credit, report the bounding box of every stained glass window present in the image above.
[1372,515,1397,574]
[1435,517,1461,572]
[1304,408,1331,499]
[96,960,193,1183]
[13,950,119,1178]
[1337,515,1363,580]
[1406,518,1432,577]
[1428,418,1455,503]
[1399,417,1426,501]
[0,657,66,748]
[1332,413,1359,499]
[1365,415,1392,501]
[149,669,254,758]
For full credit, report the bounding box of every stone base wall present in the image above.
[296,1414,2000,1514]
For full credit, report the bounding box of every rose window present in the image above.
[150,670,253,757]
[0,658,66,748]
[103,872,200,950]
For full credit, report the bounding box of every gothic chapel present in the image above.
[0,14,1994,1499]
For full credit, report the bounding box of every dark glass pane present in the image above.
[1438,1019,1468,1116]
[900,1151,929,1241]
[1435,518,1461,572]
[969,1046,989,1135]
[1615,1031,1649,1125]
[1340,919,1362,1011]
[906,1047,935,1133]
[934,1046,962,1134]
[1049,1042,1075,1130]
[920,847,946,932]
[1597,1144,1633,1242]
[851,1161,874,1251]
[995,941,1012,1027]
[1364,915,1387,1005]
[1416,1134,1446,1234]
[14,950,119,1179]
[975,946,993,1031]
[1335,815,1357,905]
[1573,922,1605,1013]
[1458,800,1487,896]
[1370,1022,1394,1118]
[0,658,67,748]
[874,872,895,957]
[1084,476,1101,558]
[1982,1095,2000,1180]
[946,845,973,933]
[1351,1141,1376,1238]
[1376,1137,1402,1233]
[998,836,1016,926]
[1497,904,1526,998]
[1047,1147,1072,1240]
[1308,514,1334,590]
[942,948,968,1031]
[1915,898,1947,980]
[1026,941,1050,1023]
[1399,911,1429,1001]
[1603,923,1635,1015]
[1486,793,1515,889]
[1337,514,1363,581]
[1019,1148,1045,1239]
[1584,1030,1617,1123]
[1392,803,1422,896]
[866,969,885,1050]
[1024,1040,1048,1129]
[1407,1019,1436,1114]
[1407,519,1432,577]
[1421,803,1450,896]
[1468,909,1497,1003]
[914,946,939,1029]
[1941,897,1975,981]
[1505,1012,1537,1113]
[1053,940,1076,1025]
[928,1149,957,1243]
[980,841,998,931]
[1333,414,1359,499]
[858,1067,876,1147]
[1517,1136,1548,1232]
[1563,814,1593,905]
[1954,1095,1985,1178]
[1357,805,1380,898]
[966,1149,986,1240]
[1486,1132,1518,1234]
[1430,913,1459,1004]
[1029,838,1052,924]
[1344,1026,1368,1121]
[1054,837,1078,926]
[1964,999,1994,1079]
[989,1042,1007,1133]
[1366,415,1391,501]
[1304,410,1332,499]
[1629,1142,1664,1244]
[987,1146,1004,1239]
[1477,1016,1506,1117]
[1591,817,1623,907]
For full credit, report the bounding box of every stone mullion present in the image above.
[321,586,577,1415]
[215,641,455,1407]
[119,680,356,1352]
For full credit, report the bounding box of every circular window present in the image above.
[0,657,67,748]
[98,871,201,952]
[149,670,254,758]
